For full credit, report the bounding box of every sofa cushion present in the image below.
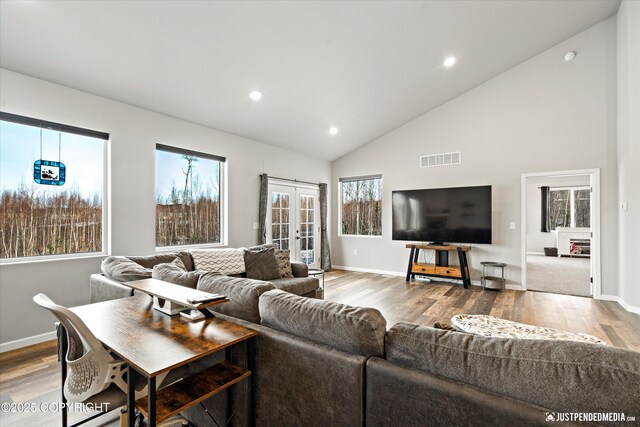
[247,243,276,251]
[385,322,640,415]
[197,273,275,323]
[259,289,386,357]
[101,256,152,282]
[274,249,293,278]
[128,251,194,271]
[152,259,203,289]
[191,248,245,275]
[270,277,318,296]
[244,248,281,281]
[291,262,309,278]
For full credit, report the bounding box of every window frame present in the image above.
[338,174,383,238]
[154,144,227,251]
[548,186,591,230]
[0,112,110,264]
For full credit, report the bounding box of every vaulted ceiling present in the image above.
[0,1,620,160]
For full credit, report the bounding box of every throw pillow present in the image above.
[247,243,276,251]
[244,248,281,281]
[274,249,293,278]
[191,248,246,275]
[171,257,187,271]
[101,256,152,282]
[152,261,203,289]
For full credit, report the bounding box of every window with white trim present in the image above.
[155,144,225,247]
[548,187,591,230]
[340,175,382,236]
[0,112,108,259]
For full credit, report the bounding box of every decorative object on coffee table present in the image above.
[451,314,607,345]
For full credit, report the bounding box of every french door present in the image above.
[267,182,320,268]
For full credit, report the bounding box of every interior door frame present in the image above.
[267,178,321,267]
[520,168,601,299]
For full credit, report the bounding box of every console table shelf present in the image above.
[405,244,471,288]
[136,360,250,423]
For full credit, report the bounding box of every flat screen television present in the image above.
[392,185,492,244]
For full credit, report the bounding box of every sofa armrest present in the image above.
[90,273,134,303]
[291,262,308,277]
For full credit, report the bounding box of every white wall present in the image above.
[0,69,331,347]
[525,175,590,254]
[617,0,640,310]
[331,18,618,293]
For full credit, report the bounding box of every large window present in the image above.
[340,175,382,236]
[548,187,591,230]
[155,144,225,247]
[0,112,108,259]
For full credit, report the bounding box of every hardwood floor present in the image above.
[1,270,639,427]
[324,270,640,351]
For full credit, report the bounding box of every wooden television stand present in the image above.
[405,244,471,288]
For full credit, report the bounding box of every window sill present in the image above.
[0,252,108,266]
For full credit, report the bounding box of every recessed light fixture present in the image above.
[443,56,456,68]
[564,51,576,62]
[249,90,262,101]
[329,127,339,135]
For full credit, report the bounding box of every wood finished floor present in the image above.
[1,270,640,427]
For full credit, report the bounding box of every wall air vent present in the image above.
[420,151,461,168]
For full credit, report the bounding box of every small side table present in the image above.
[308,268,325,299]
[480,262,506,291]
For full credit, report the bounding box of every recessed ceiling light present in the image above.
[443,57,456,68]
[249,90,262,101]
[329,127,339,135]
[564,51,576,62]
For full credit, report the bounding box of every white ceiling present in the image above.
[0,1,620,161]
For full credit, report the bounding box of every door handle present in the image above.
[296,236,300,240]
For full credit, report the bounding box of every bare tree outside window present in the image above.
[548,188,590,230]
[341,177,382,236]
[574,189,591,227]
[156,149,222,246]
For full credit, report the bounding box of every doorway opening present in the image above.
[521,169,601,298]
[267,179,320,268]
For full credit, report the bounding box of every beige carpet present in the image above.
[526,254,591,297]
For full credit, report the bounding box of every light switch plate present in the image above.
[509,222,516,230]
[253,222,259,230]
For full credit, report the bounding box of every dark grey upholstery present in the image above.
[365,357,553,427]
[385,322,640,417]
[270,276,319,296]
[128,251,194,271]
[151,262,203,289]
[259,289,386,357]
[243,247,281,281]
[100,256,152,282]
[197,273,275,323]
[290,262,308,277]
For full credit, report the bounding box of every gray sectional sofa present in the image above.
[185,286,639,427]
[89,249,320,304]
[89,251,640,427]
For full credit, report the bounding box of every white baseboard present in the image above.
[0,330,56,353]
[506,284,524,291]
[599,294,640,314]
[332,265,406,277]
[526,251,545,256]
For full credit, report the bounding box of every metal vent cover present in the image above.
[420,151,461,168]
